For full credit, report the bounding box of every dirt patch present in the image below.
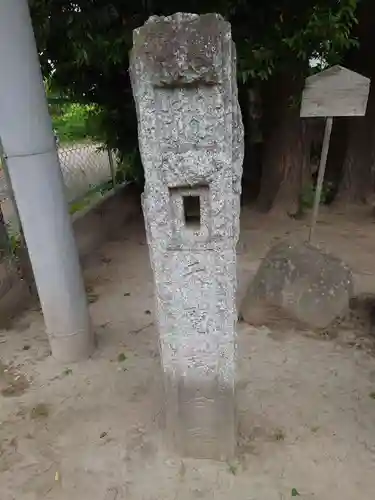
[0,209,375,499]
[321,292,375,352]
[0,360,30,397]
[30,403,50,419]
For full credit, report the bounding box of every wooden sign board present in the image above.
[300,65,370,118]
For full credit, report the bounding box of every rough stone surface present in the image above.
[240,241,354,330]
[130,13,244,460]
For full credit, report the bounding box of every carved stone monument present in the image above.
[130,13,244,460]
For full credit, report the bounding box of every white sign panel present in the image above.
[300,65,370,118]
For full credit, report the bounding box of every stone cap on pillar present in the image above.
[132,13,230,87]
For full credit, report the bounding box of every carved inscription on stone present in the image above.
[130,13,244,460]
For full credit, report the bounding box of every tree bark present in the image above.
[324,117,348,201]
[329,0,375,205]
[335,87,375,204]
[256,71,309,214]
[239,83,262,204]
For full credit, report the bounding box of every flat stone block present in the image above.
[164,374,236,461]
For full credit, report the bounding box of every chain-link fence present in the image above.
[0,142,118,233]
[0,140,122,295]
[58,143,116,203]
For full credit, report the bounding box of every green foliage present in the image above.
[117,352,127,362]
[69,180,114,216]
[5,223,22,258]
[31,0,359,183]
[227,460,240,475]
[300,181,333,212]
[232,0,358,82]
[115,150,144,186]
[69,197,92,216]
[52,102,97,144]
[46,77,102,144]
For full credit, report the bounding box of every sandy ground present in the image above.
[1,206,375,499]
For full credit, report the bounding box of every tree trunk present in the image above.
[335,89,375,204]
[239,83,262,204]
[324,117,348,201]
[256,71,309,214]
[330,0,375,205]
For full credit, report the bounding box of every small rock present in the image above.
[104,487,118,500]
[240,241,353,330]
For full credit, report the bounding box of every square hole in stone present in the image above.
[183,195,201,228]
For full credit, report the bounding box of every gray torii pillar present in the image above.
[0,0,94,362]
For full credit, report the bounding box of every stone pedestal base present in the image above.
[164,374,236,461]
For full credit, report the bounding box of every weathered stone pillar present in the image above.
[130,13,244,460]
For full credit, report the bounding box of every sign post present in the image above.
[300,65,370,243]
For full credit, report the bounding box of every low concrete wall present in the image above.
[0,183,142,327]
[72,183,141,262]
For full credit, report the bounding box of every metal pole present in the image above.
[308,117,333,243]
[0,0,94,362]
